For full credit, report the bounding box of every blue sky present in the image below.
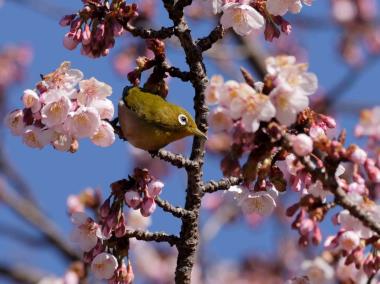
[1,0,380,282]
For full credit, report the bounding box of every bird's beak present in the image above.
[193,128,207,140]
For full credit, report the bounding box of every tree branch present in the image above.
[0,185,80,261]
[161,61,191,81]
[196,25,225,52]
[203,176,243,194]
[155,196,194,219]
[0,263,43,284]
[122,22,175,39]
[124,229,179,246]
[151,149,199,169]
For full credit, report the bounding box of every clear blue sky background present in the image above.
[1,0,380,282]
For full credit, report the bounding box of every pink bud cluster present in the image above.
[60,0,138,58]
[4,62,115,152]
[123,168,164,217]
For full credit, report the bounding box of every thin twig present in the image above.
[122,22,175,39]
[0,185,80,261]
[203,176,243,194]
[124,229,179,246]
[151,149,199,169]
[155,196,194,219]
[196,25,225,52]
[0,263,43,284]
[161,61,191,81]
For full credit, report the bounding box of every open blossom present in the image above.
[269,85,309,126]
[339,230,361,252]
[355,106,380,140]
[125,191,142,209]
[71,212,101,252]
[229,185,278,216]
[4,109,25,136]
[43,61,83,92]
[91,121,115,147]
[205,75,224,105]
[147,180,164,197]
[221,3,265,36]
[67,107,101,138]
[91,252,118,279]
[266,0,313,16]
[300,257,334,284]
[209,107,233,132]
[292,134,313,156]
[22,89,41,113]
[41,90,72,127]
[89,98,114,120]
[77,77,112,106]
[22,126,52,149]
[229,83,275,132]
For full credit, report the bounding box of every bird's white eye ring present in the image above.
[178,114,188,126]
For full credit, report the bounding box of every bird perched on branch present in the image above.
[118,86,207,151]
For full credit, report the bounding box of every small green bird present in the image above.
[118,87,207,151]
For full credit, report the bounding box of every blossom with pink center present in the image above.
[229,83,276,133]
[77,77,112,106]
[91,121,115,147]
[140,197,157,217]
[88,98,114,120]
[269,85,309,126]
[266,0,313,16]
[218,80,240,107]
[91,252,118,280]
[147,180,164,197]
[229,185,278,216]
[67,107,101,138]
[220,3,265,36]
[339,230,361,252]
[300,257,334,284]
[70,212,101,251]
[67,194,85,214]
[307,180,330,201]
[51,132,73,152]
[124,191,142,209]
[209,107,233,132]
[285,153,304,175]
[205,75,224,105]
[338,210,373,239]
[22,89,41,113]
[22,126,52,149]
[350,146,368,165]
[41,91,72,127]
[266,55,297,76]
[43,62,83,92]
[309,125,325,140]
[291,134,313,156]
[355,106,380,140]
[4,109,25,136]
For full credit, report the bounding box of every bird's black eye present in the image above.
[178,114,188,126]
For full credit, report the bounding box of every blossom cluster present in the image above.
[68,169,161,281]
[5,62,115,152]
[207,55,318,134]
[0,44,32,91]
[214,0,312,40]
[60,0,138,58]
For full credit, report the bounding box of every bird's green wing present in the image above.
[122,87,186,130]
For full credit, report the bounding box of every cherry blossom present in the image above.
[77,77,112,106]
[220,2,265,36]
[291,134,313,157]
[266,0,313,16]
[300,257,334,284]
[71,212,102,252]
[91,121,115,147]
[91,252,118,279]
[4,109,25,136]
